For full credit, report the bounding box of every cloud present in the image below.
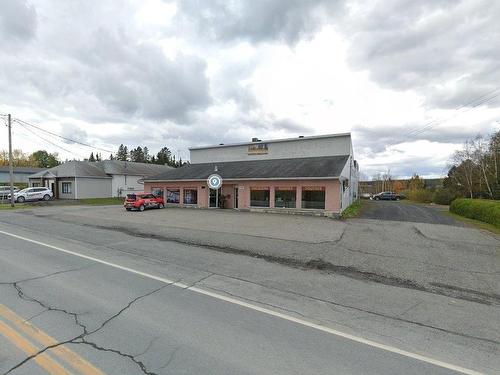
[0,2,211,124]
[344,0,500,108]
[175,0,344,45]
[0,0,37,43]
[60,124,88,145]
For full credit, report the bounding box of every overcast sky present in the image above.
[1,0,499,178]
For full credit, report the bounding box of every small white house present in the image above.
[28,160,173,199]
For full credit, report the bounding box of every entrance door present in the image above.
[209,189,218,208]
[50,182,56,199]
[234,187,238,208]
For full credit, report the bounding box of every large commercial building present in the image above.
[144,133,359,216]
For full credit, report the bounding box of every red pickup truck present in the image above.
[124,193,164,211]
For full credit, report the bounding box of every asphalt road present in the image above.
[0,230,465,375]
[359,200,463,225]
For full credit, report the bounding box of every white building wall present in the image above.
[338,155,360,212]
[111,175,146,197]
[190,134,352,164]
[75,178,112,199]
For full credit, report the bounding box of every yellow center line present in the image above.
[0,320,71,375]
[0,304,106,375]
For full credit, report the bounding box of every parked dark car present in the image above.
[372,191,399,201]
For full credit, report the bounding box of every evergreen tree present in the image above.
[155,147,172,165]
[89,152,96,162]
[130,146,146,163]
[116,144,128,161]
[143,147,150,163]
[96,153,101,161]
[109,153,114,160]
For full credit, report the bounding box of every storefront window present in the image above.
[183,189,198,204]
[151,187,164,198]
[166,189,180,203]
[275,188,296,208]
[301,187,325,209]
[250,188,270,207]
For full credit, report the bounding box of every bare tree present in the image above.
[451,141,475,198]
[471,135,493,199]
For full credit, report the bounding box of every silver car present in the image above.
[9,187,53,203]
[0,186,20,200]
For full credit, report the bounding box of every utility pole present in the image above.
[8,114,14,207]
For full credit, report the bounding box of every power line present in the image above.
[13,118,114,153]
[387,87,500,147]
[16,121,86,158]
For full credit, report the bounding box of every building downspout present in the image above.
[74,177,78,199]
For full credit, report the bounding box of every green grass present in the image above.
[341,200,363,219]
[0,203,30,210]
[449,198,500,228]
[444,211,500,235]
[77,197,124,205]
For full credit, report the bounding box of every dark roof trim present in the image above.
[144,155,349,181]
[145,176,340,183]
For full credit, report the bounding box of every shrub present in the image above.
[408,189,433,203]
[450,199,500,228]
[432,188,458,205]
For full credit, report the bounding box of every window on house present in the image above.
[275,188,296,208]
[61,182,72,194]
[250,188,270,207]
[166,189,180,203]
[301,187,325,209]
[183,189,198,204]
[342,179,349,192]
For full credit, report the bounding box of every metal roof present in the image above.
[28,160,173,179]
[144,155,349,181]
[0,166,46,174]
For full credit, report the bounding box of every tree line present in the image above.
[0,149,60,168]
[444,130,500,199]
[1,144,186,169]
[90,145,185,168]
[365,130,499,204]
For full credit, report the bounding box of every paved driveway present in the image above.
[360,200,463,226]
[1,205,498,304]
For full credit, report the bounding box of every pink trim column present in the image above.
[296,186,302,209]
[269,186,275,208]
[179,188,184,206]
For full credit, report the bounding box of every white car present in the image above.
[0,186,20,200]
[10,187,53,203]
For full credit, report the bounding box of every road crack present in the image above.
[3,282,176,375]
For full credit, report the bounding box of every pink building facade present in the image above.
[144,179,342,215]
[143,134,359,216]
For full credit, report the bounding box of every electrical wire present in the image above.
[15,121,86,159]
[386,87,500,147]
[13,118,114,153]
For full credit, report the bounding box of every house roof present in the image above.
[0,166,46,174]
[28,160,173,179]
[101,160,173,175]
[144,155,349,181]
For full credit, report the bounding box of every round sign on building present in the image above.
[207,174,223,189]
